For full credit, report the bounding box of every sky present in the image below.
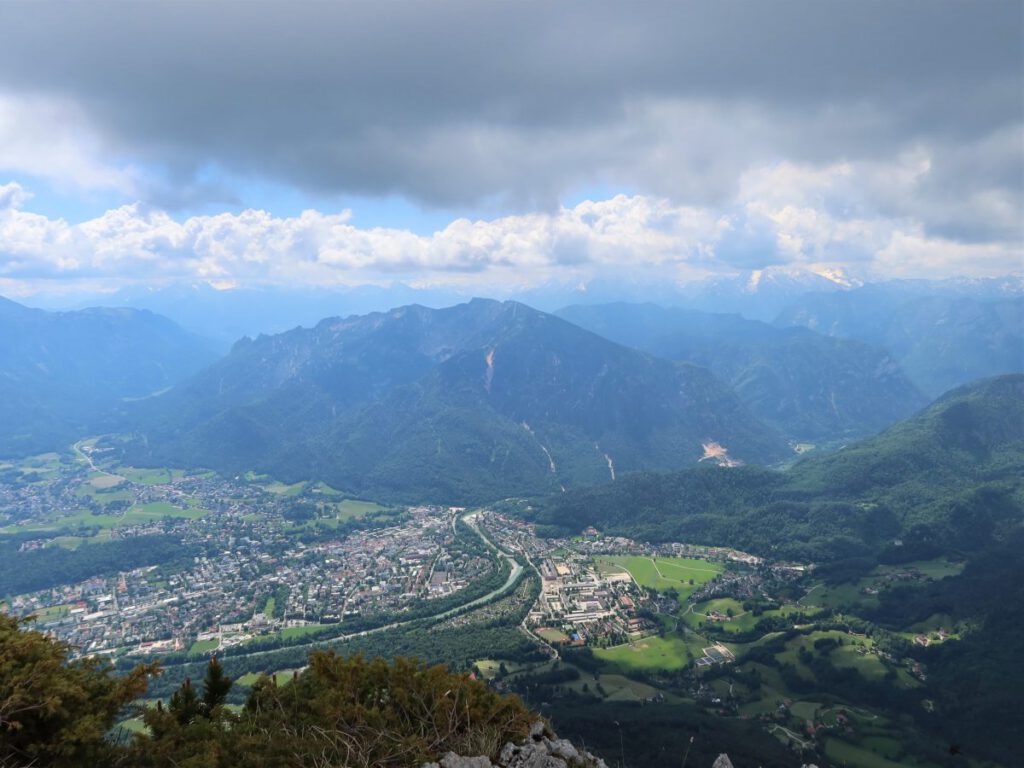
[0,0,1021,299]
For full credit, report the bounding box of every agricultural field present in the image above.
[801,558,964,612]
[597,556,722,599]
[2,452,67,482]
[875,558,964,580]
[474,658,532,680]
[279,624,332,642]
[333,499,387,519]
[595,633,707,672]
[682,597,757,633]
[32,603,72,622]
[235,668,302,687]
[189,638,220,655]
[310,482,345,497]
[562,670,668,702]
[263,480,307,497]
[116,466,186,485]
[825,736,937,768]
[85,472,124,490]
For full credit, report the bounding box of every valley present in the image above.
[1,442,992,767]
[0,8,1019,767]
[469,513,956,768]
[0,295,1019,767]
[0,445,499,657]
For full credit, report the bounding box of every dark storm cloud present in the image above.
[0,0,1020,227]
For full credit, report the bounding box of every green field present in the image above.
[49,530,114,549]
[236,671,263,686]
[0,499,205,536]
[263,597,276,618]
[117,466,186,485]
[75,481,134,503]
[87,472,125,489]
[825,736,929,768]
[683,598,756,632]
[333,499,387,519]
[536,627,570,643]
[800,581,878,611]
[474,658,532,680]
[264,480,307,496]
[279,624,331,641]
[563,670,666,702]
[595,633,706,672]
[310,482,345,497]
[189,638,220,654]
[236,668,302,687]
[803,558,965,613]
[6,452,65,481]
[33,603,72,622]
[598,556,722,598]
[288,499,392,531]
[115,717,150,735]
[875,558,964,580]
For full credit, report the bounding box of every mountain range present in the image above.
[556,302,927,441]
[0,296,216,455]
[123,299,789,502]
[777,284,1024,397]
[520,373,1024,766]
[2,285,1020,507]
[523,373,1024,562]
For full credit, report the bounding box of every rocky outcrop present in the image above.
[422,720,607,768]
[422,721,763,768]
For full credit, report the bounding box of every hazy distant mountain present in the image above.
[776,285,1024,397]
[0,296,218,456]
[52,283,475,346]
[26,270,1019,347]
[664,267,858,321]
[556,302,926,441]
[22,266,859,342]
[127,299,789,502]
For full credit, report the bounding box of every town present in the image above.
[1,450,495,657]
[1,448,766,667]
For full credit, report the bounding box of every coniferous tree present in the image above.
[168,677,200,726]
[201,656,233,716]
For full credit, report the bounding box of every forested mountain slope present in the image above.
[557,302,926,441]
[524,374,1024,562]
[126,300,788,503]
[776,286,1023,397]
[0,296,217,456]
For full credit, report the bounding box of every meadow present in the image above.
[595,633,706,672]
[597,555,722,599]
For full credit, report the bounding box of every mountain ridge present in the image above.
[0,295,218,456]
[522,373,1024,562]
[125,299,790,503]
[556,301,927,441]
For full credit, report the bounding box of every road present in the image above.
[72,439,123,480]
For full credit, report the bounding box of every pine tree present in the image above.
[201,656,233,716]
[169,677,200,725]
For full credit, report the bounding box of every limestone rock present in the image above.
[712,754,734,768]
[426,720,607,768]
[505,741,566,768]
[440,753,493,768]
[499,742,519,765]
[545,738,579,762]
